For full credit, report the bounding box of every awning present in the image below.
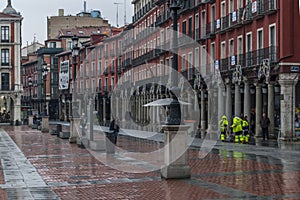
[143,98,191,107]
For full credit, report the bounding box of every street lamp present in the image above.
[28,76,33,115]
[166,0,187,125]
[71,35,80,117]
[42,60,48,116]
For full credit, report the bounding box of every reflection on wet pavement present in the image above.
[0,125,300,200]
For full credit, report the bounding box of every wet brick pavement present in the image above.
[0,125,300,199]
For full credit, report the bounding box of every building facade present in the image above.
[0,0,23,124]
[20,0,300,139]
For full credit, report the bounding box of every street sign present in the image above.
[291,66,299,72]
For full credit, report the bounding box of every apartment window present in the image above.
[165,58,169,75]
[1,26,9,42]
[160,30,164,45]
[111,77,114,90]
[229,0,234,13]
[105,44,109,56]
[257,29,263,49]
[92,62,96,75]
[188,17,192,37]
[92,49,96,60]
[111,59,115,71]
[92,79,95,91]
[195,48,199,70]
[269,25,276,46]
[49,42,56,48]
[237,0,244,8]
[210,43,215,61]
[237,36,243,55]
[229,39,234,56]
[166,27,170,42]
[160,60,164,75]
[246,33,252,52]
[211,5,216,23]
[67,41,72,50]
[85,80,89,90]
[1,49,9,66]
[98,47,103,58]
[195,14,199,39]
[1,73,9,91]
[237,36,243,64]
[98,61,102,75]
[188,52,193,79]
[182,21,186,35]
[221,42,226,59]
[98,78,102,90]
[85,64,89,77]
[221,1,226,17]
[229,39,235,65]
[201,11,206,36]
[201,46,206,75]
[182,54,186,71]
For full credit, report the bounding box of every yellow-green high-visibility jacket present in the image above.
[242,120,249,130]
[219,116,228,132]
[231,117,243,133]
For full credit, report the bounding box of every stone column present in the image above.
[87,100,94,141]
[28,116,33,128]
[234,83,241,117]
[226,82,232,125]
[255,84,262,137]
[69,117,80,143]
[218,83,225,120]
[268,83,275,138]
[161,125,191,179]
[244,81,251,120]
[278,73,298,140]
[200,89,206,137]
[41,116,49,133]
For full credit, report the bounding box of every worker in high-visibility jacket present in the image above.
[219,115,228,142]
[242,115,250,143]
[231,116,243,143]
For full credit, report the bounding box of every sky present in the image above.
[0,0,133,47]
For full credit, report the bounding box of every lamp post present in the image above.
[166,0,186,125]
[42,60,48,116]
[28,76,33,115]
[71,35,80,118]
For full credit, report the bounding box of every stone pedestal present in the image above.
[41,116,49,133]
[28,116,33,128]
[69,117,80,143]
[161,125,191,179]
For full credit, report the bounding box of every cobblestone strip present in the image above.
[0,129,59,200]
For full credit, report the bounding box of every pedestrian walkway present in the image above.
[0,125,300,199]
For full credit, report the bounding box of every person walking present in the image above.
[219,115,228,142]
[109,118,120,144]
[260,112,270,141]
[231,116,243,143]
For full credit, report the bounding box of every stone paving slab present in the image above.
[1,125,300,200]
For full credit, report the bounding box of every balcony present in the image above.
[219,46,278,73]
[206,22,216,39]
[155,12,170,27]
[122,58,132,69]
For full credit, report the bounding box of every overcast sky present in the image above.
[0,0,133,47]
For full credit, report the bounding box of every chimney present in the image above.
[58,9,64,16]
[84,1,87,12]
